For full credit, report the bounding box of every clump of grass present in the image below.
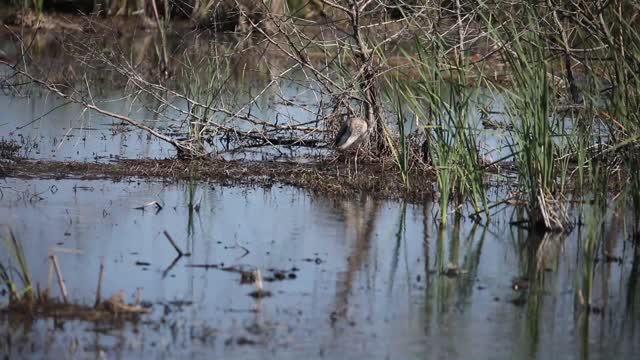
[393,37,488,225]
[181,54,230,154]
[485,7,568,231]
[0,225,33,305]
[1,228,151,319]
[0,139,21,159]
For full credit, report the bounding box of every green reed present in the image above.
[393,37,487,225]
[0,226,32,304]
[481,6,562,228]
[181,54,230,153]
[28,0,42,15]
[382,86,411,187]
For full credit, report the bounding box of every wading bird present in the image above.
[335,116,368,151]
[335,116,368,174]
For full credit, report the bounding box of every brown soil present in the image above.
[0,157,436,202]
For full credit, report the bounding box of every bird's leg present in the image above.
[354,146,359,176]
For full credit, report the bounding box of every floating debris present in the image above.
[511,277,529,291]
[134,201,163,211]
[302,257,323,264]
[248,289,272,299]
[225,336,258,346]
[443,263,464,278]
[248,269,271,299]
[508,296,527,307]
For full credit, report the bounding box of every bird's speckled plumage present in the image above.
[334,116,368,151]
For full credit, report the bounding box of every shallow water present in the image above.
[0,31,514,164]
[0,92,177,161]
[0,78,334,162]
[1,178,638,359]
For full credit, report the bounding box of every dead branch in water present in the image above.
[94,257,105,308]
[49,254,68,304]
[163,230,185,257]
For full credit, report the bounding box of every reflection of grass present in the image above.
[524,232,564,353]
[577,161,607,311]
[626,245,640,322]
[185,179,201,252]
[426,216,488,313]
[0,225,33,304]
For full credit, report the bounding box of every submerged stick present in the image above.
[163,230,184,257]
[94,257,104,308]
[248,269,271,299]
[255,269,263,293]
[49,255,68,304]
[134,288,143,306]
[47,257,53,293]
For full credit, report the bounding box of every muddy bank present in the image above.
[0,158,436,202]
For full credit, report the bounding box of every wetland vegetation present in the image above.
[1,0,640,359]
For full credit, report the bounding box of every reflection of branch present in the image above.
[15,100,73,130]
[162,254,183,278]
[332,197,379,324]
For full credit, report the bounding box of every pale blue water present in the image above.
[0,178,638,359]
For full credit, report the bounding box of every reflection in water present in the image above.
[332,196,380,325]
[0,178,639,359]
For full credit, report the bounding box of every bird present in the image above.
[334,116,368,151]
[334,116,368,175]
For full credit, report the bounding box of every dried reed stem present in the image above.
[255,269,263,292]
[94,257,104,308]
[49,254,68,303]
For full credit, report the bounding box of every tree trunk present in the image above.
[350,1,387,155]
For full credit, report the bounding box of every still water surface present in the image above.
[1,178,638,359]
